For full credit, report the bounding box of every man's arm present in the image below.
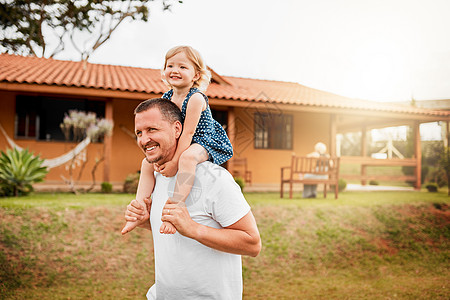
[161,199,261,257]
[195,211,261,257]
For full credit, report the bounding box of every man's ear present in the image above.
[174,121,183,139]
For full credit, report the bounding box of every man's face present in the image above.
[135,107,182,165]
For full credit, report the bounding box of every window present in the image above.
[254,112,292,149]
[211,109,228,131]
[15,95,105,141]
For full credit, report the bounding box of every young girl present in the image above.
[121,45,233,235]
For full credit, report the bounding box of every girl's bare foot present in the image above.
[160,221,176,234]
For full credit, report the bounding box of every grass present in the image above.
[1,190,449,299]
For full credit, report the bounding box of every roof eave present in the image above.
[0,82,157,100]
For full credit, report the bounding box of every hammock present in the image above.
[0,123,91,169]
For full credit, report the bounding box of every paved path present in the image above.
[245,183,415,193]
[346,183,414,191]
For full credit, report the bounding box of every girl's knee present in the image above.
[180,145,208,164]
[179,149,197,163]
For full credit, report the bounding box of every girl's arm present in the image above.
[134,159,155,229]
[121,158,154,234]
[136,158,155,203]
[158,93,206,176]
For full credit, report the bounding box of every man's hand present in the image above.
[122,197,152,234]
[161,198,197,238]
[156,160,178,177]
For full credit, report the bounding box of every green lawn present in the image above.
[1,190,449,299]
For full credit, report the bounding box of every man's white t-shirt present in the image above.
[147,161,251,300]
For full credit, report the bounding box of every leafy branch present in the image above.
[0,0,182,61]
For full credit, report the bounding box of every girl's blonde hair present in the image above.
[162,45,211,91]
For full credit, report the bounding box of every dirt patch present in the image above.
[430,203,450,224]
[373,237,398,255]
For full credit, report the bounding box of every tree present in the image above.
[400,126,417,186]
[60,110,113,193]
[439,146,450,196]
[0,0,182,61]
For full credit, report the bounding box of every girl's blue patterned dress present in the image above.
[162,88,233,165]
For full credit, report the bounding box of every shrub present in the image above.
[332,178,347,192]
[123,172,140,194]
[234,177,245,191]
[0,178,14,197]
[0,148,48,196]
[369,180,379,186]
[426,168,446,188]
[338,179,347,192]
[101,182,113,193]
[425,182,438,192]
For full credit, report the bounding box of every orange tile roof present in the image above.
[0,53,448,117]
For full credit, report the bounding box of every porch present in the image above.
[242,182,415,193]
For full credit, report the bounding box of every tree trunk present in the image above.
[87,157,105,192]
[447,171,450,196]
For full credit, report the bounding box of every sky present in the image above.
[53,0,450,104]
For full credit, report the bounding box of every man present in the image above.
[302,142,331,198]
[124,98,261,299]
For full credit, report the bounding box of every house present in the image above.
[395,99,450,111]
[0,54,449,191]
[393,99,450,145]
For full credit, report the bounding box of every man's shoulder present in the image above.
[197,161,231,176]
[196,161,232,180]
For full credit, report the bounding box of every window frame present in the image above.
[14,95,105,142]
[253,112,293,150]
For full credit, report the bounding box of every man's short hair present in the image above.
[134,98,183,124]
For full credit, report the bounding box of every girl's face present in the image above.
[163,51,200,90]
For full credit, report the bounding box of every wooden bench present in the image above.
[232,157,252,185]
[280,155,340,199]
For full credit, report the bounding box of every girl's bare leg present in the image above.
[160,144,208,234]
[121,159,155,235]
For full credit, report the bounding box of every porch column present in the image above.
[361,126,367,185]
[227,107,236,173]
[446,121,449,148]
[329,114,337,156]
[414,121,421,190]
[336,134,342,157]
[103,99,113,183]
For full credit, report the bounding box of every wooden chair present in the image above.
[280,155,340,199]
[232,157,252,185]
